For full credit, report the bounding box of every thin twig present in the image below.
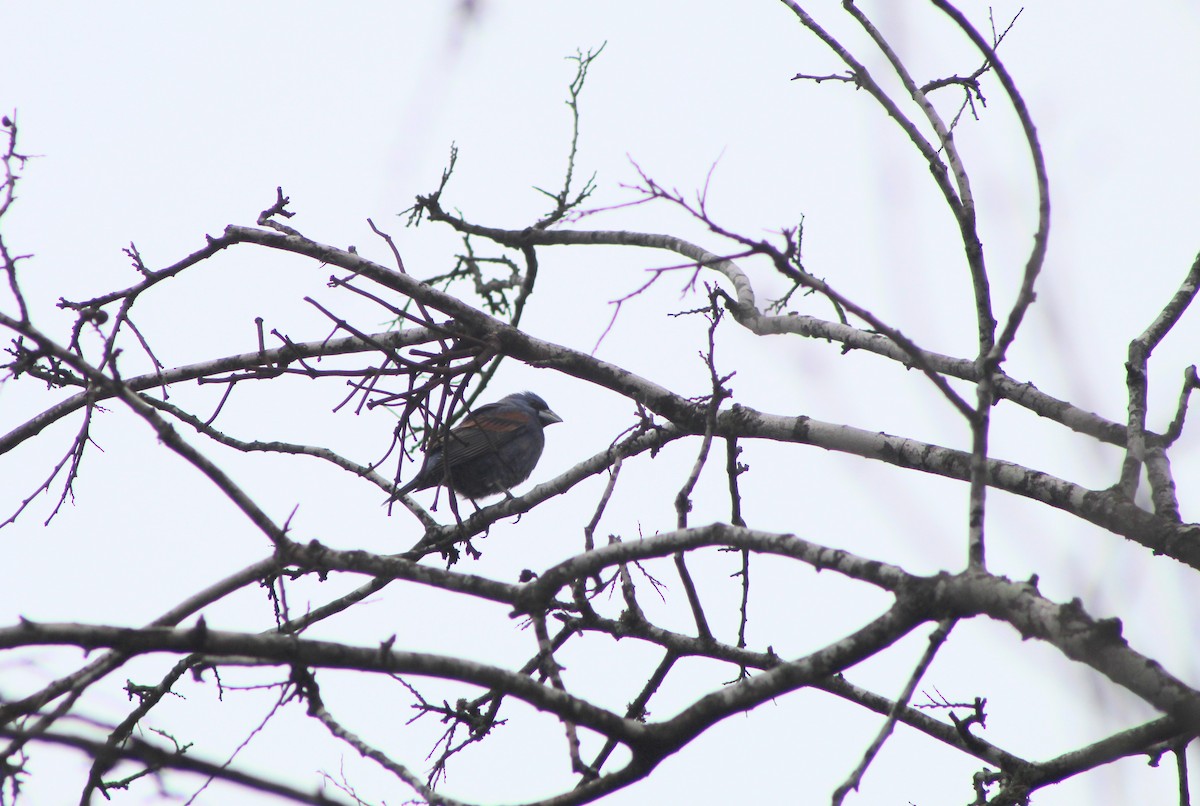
[832,619,956,804]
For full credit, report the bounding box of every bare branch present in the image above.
[0,725,351,806]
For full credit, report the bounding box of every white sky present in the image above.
[3,2,1200,805]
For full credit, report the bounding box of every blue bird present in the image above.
[396,392,562,500]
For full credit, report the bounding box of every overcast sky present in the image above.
[3,2,1200,805]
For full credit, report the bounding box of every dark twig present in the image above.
[534,43,604,228]
[724,437,751,672]
[832,619,956,804]
[582,651,678,782]
[671,298,729,643]
[1161,365,1200,448]
[1177,740,1192,806]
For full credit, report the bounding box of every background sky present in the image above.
[3,2,1200,805]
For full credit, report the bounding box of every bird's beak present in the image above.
[540,408,563,426]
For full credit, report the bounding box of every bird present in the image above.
[395,391,562,500]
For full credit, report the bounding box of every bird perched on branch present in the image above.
[395,392,563,500]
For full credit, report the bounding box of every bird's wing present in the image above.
[431,404,529,464]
